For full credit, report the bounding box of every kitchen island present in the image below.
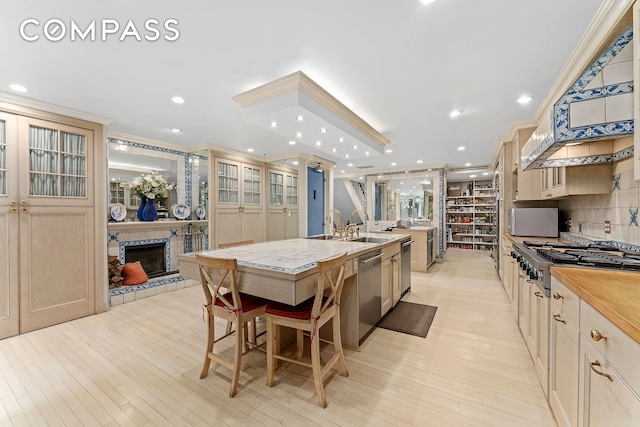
[390,226,437,272]
[179,233,410,349]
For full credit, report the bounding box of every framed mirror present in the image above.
[373,176,433,223]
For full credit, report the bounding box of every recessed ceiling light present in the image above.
[296,115,304,121]
[400,182,404,185]
[339,137,345,142]
[347,163,353,167]
[465,162,471,167]
[9,84,27,92]
[170,128,181,133]
[340,170,345,173]
[391,162,396,166]
[417,160,423,164]
[378,175,383,178]
[385,149,393,153]
[320,128,327,133]
[353,145,358,150]
[270,121,278,128]
[457,146,466,151]
[316,141,322,146]
[517,95,533,104]
[293,161,299,165]
[365,151,370,156]
[345,154,349,158]
[171,96,184,104]
[420,0,436,4]
[332,148,337,152]
[483,172,489,176]
[289,140,296,145]
[450,110,462,118]
[470,174,477,178]
[247,148,254,152]
[296,132,302,138]
[359,177,364,180]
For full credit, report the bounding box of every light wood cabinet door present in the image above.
[215,208,242,246]
[518,272,531,344]
[533,289,550,398]
[267,169,299,241]
[579,337,640,427]
[241,208,264,244]
[549,302,580,427]
[509,257,519,322]
[0,112,19,339]
[391,255,401,306]
[381,257,392,316]
[19,205,95,333]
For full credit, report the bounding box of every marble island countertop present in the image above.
[179,233,410,279]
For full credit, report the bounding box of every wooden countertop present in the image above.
[551,266,640,345]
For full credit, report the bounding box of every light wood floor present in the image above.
[0,249,557,426]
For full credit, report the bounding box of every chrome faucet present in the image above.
[347,209,369,238]
[326,209,344,238]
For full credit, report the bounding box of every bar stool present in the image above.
[265,252,349,408]
[196,254,267,397]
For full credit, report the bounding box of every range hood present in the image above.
[521,25,634,171]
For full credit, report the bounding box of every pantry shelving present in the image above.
[446,180,496,251]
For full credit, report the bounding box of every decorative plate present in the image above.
[173,204,191,220]
[196,205,206,219]
[110,203,127,221]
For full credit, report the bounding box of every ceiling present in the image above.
[0,0,605,181]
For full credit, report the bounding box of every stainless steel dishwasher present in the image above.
[358,249,383,342]
[400,238,413,295]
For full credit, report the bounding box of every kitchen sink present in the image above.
[347,236,393,244]
[304,234,338,240]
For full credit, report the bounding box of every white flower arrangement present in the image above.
[121,174,174,199]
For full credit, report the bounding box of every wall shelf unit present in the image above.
[446,180,496,251]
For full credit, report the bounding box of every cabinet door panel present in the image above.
[381,258,391,316]
[0,113,19,339]
[19,206,95,333]
[284,209,299,239]
[267,209,285,241]
[579,338,640,427]
[215,208,242,247]
[241,209,263,243]
[549,304,579,427]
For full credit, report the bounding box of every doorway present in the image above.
[307,167,324,235]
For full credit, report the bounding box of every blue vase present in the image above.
[141,197,157,221]
[137,196,147,221]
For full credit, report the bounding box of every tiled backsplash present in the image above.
[560,156,639,246]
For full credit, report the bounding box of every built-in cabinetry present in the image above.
[0,110,104,339]
[390,227,434,272]
[549,275,640,427]
[500,239,519,322]
[446,180,495,251]
[381,242,401,316]
[267,168,299,241]
[213,158,264,247]
[511,127,540,201]
[540,164,612,199]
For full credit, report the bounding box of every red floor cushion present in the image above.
[121,261,149,286]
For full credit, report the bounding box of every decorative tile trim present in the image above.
[613,145,634,162]
[108,233,119,242]
[108,276,185,306]
[527,141,634,169]
[560,232,640,251]
[578,222,583,235]
[521,25,634,170]
[119,238,171,273]
[612,174,621,191]
[170,230,178,237]
[108,137,208,160]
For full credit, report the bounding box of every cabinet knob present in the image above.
[21,207,27,213]
[590,329,606,342]
[11,200,17,206]
[21,200,28,205]
[11,207,17,213]
[552,292,562,300]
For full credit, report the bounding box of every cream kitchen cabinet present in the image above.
[0,111,102,339]
[540,164,612,200]
[267,168,299,241]
[213,158,264,247]
[381,243,401,316]
[512,127,540,201]
[578,300,640,427]
[549,277,580,427]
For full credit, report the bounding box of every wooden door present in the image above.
[534,290,550,398]
[0,112,19,338]
[241,209,264,243]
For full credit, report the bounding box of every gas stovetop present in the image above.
[522,241,640,272]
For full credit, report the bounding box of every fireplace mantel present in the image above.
[108,220,208,231]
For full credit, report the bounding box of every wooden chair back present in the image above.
[196,254,242,313]
[310,252,348,319]
[218,240,254,249]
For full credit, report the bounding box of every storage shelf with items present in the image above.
[446,180,496,251]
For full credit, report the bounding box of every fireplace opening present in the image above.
[124,243,176,279]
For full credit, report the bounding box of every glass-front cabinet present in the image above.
[267,168,299,241]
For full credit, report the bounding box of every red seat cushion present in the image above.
[266,297,329,320]
[215,292,267,312]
